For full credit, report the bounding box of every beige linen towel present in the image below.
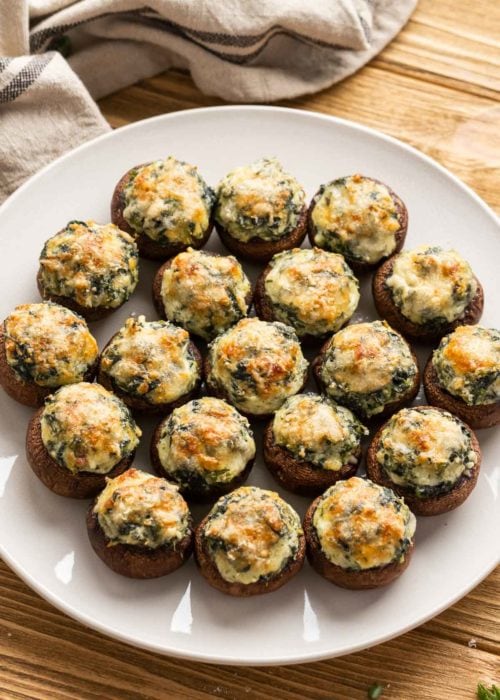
[0,0,417,202]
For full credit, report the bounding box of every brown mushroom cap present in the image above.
[372,255,484,341]
[150,416,255,503]
[25,407,135,498]
[365,405,482,516]
[0,323,98,408]
[423,356,500,429]
[311,336,420,422]
[303,496,414,589]
[98,332,203,414]
[86,505,193,578]
[111,163,214,261]
[307,176,408,273]
[215,205,307,264]
[262,420,360,496]
[152,252,253,339]
[194,513,305,596]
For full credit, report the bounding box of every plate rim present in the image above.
[0,104,498,666]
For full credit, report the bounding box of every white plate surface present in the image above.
[0,106,498,666]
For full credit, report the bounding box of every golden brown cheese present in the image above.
[39,220,138,308]
[94,468,190,548]
[311,175,400,263]
[215,158,305,242]
[376,407,477,489]
[386,245,477,324]
[272,394,367,471]
[157,397,255,484]
[100,315,199,405]
[160,249,251,340]
[41,382,141,474]
[4,303,98,387]
[123,157,214,244]
[312,477,416,570]
[203,486,302,584]
[433,325,500,405]
[207,318,308,415]
[264,248,360,337]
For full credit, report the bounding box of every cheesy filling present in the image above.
[433,325,500,405]
[312,477,416,570]
[311,175,401,263]
[207,318,308,415]
[215,157,305,242]
[160,248,251,340]
[41,383,141,474]
[156,397,256,490]
[263,248,360,338]
[202,486,302,584]
[376,407,477,496]
[385,245,478,326]
[319,321,417,417]
[4,303,98,387]
[272,394,368,471]
[94,468,190,548]
[100,315,200,405]
[38,220,139,309]
[122,157,214,245]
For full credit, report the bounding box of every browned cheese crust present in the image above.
[152,253,253,329]
[0,324,98,408]
[98,333,202,414]
[25,408,135,498]
[150,418,255,503]
[111,164,213,261]
[253,263,344,345]
[307,177,408,274]
[215,206,307,264]
[423,357,500,429]
[303,498,414,589]
[194,514,306,596]
[365,405,481,516]
[262,421,359,496]
[372,256,484,341]
[311,337,421,422]
[203,354,308,422]
[37,269,114,322]
[86,505,193,579]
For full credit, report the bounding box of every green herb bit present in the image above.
[367,682,385,699]
[477,683,500,700]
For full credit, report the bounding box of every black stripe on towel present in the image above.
[0,55,54,104]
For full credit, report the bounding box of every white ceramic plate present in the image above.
[0,106,498,666]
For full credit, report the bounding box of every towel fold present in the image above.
[0,0,417,202]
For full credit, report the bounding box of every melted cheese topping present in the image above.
[386,245,478,325]
[41,382,141,474]
[312,477,416,570]
[264,248,360,337]
[94,468,190,548]
[207,318,308,415]
[203,486,302,584]
[157,397,255,486]
[319,321,417,416]
[100,315,199,405]
[433,325,500,405]
[376,407,477,490]
[272,394,367,471]
[123,157,214,244]
[215,157,305,242]
[39,220,139,309]
[160,248,251,340]
[4,303,98,387]
[311,175,401,263]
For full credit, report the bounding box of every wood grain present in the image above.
[1,0,499,697]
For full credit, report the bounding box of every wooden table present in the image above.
[1,0,499,697]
